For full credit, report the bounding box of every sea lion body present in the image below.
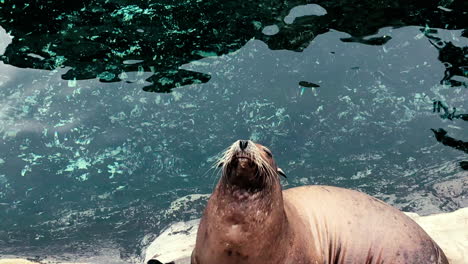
[191,140,448,264]
[283,186,447,263]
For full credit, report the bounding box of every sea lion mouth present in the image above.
[227,154,257,173]
[231,154,256,168]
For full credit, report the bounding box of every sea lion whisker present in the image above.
[258,163,275,189]
[208,167,223,189]
[199,159,222,189]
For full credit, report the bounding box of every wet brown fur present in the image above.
[191,140,449,264]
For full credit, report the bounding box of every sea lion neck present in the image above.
[200,180,290,263]
[216,178,280,202]
[210,179,286,229]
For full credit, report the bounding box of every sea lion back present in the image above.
[283,185,449,264]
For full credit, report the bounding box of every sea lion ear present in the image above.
[277,168,287,178]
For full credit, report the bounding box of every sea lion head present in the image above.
[217,140,286,191]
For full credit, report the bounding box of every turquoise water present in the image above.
[0,1,466,262]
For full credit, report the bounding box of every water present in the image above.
[0,1,467,262]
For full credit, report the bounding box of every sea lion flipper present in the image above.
[190,250,198,264]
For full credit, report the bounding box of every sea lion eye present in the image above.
[264,148,272,157]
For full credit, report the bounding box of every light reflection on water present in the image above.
[0,12,467,264]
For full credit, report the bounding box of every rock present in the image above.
[144,219,199,264]
[0,260,38,264]
[0,259,89,264]
[405,208,468,264]
[432,175,468,208]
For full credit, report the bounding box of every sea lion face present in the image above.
[218,140,285,191]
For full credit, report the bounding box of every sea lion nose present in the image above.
[239,140,249,150]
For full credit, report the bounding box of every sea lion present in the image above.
[191,140,449,264]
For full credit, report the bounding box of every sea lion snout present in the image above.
[230,140,266,168]
[231,139,254,153]
[218,140,284,190]
[227,140,257,175]
[239,140,249,150]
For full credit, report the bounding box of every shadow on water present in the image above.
[426,31,468,87]
[0,0,466,92]
[432,99,468,170]
[421,18,467,170]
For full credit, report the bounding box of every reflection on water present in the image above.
[0,0,467,262]
[0,0,466,92]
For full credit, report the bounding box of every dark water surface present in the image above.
[0,0,467,262]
